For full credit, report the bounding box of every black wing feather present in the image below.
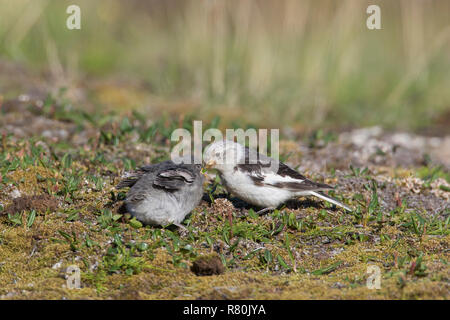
[153,168,196,190]
[116,167,151,189]
[235,147,333,191]
[116,162,174,189]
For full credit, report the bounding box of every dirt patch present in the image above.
[2,194,59,215]
[191,254,225,276]
[211,198,234,219]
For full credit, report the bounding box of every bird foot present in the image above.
[256,207,276,215]
[173,223,188,232]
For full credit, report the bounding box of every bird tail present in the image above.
[309,191,352,212]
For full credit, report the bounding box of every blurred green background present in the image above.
[0,0,449,132]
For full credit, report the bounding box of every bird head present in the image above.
[203,140,244,173]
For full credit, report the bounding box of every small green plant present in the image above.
[102,244,146,275]
[409,254,427,277]
[311,261,343,275]
[417,165,449,188]
[7,212,22,226]
[57,230,79,251]
[349,165,369,178]
[97,209,122,230]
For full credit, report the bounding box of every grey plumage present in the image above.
[116,160,204,227]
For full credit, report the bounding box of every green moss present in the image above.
[0,104,448,300]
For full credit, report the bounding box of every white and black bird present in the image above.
[116,160,204,228]
[203,140,351,213]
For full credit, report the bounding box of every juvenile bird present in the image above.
[116,160,204,228]
[203,140,351,213]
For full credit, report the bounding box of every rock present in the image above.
[9,188,21,199]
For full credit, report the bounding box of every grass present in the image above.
[0,93,448,299]
[0,1,449,300]
[0,1,450,131]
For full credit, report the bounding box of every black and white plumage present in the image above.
[116,160,204,227]
[203,140,351,212]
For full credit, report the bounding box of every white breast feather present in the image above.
[221,170,294,207]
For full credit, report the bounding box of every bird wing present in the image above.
[115,165,157,189]
[116,161,175,189]
[153,167,197,190]
[268,162,333,191]
[236,147,332,192]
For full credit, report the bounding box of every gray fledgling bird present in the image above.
[116,160,204,228]
[203,140,351,213]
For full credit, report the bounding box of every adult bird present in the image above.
[203,140,351,214]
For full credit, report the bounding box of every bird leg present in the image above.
[209,183,218,195]
[173,222,188,231]
[256,207,276,215]
[207,184,218,203]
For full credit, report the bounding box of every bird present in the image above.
[116,159,204,228]
[203,140,351,213]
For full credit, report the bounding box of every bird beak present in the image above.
[204,160,216,169]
